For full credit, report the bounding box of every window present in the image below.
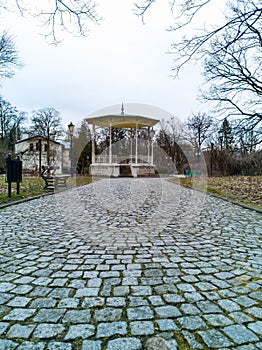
[29,143,34,151]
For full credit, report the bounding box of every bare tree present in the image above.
[30,107,64,165]
[187,112,213,149]
[1,0,100,43]
[0,31,21,82]
[134,1,262,73]
[0,96,25,168]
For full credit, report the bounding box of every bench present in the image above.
[185,169,202,177]
[41,165,70,190]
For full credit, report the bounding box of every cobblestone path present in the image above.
[0,178,261,350]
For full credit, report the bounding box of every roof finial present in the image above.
[121,102,124,115]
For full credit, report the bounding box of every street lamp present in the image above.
[68,122,75,176]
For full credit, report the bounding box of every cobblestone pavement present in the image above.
[0,177,261,350]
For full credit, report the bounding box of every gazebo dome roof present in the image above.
[87,113,159,128]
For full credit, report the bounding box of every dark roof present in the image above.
[16,135,61,145]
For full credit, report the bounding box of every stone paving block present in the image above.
[177,283,196,292]
[246,307,262,318]
[229,311,254,324]
[218,299,241,312]
[17,341,46,349]
[247,321,262,335]
[13,276,35,284]
[82,297,105,308]
[106,297,126,307]
[64,324,95,340]
[198,329,233,348]
[129,296,149,306]
[33,324,65,339]
[0,339,19,349]
[180,303,201,315]
[156,319,179,331]
[33,309,66,323]
[82,340,102,350]
[7,324,35,340]
[122,277,138,285]
[11,285,34,295]
[107,337,142,350]
[235,296,258,307]
[203,313,233,326]
[131,286,152,296]
[163,293,185,304]
[96,321,127,338]
[130,321,155,335]
[3,308,36,321]
[195,282,217,291]
[62,309,91,323]
[32,277,52,286]
[148,295,164,306]
[146,336,168,350]
[223,324,259,344]
[249,292,262,301]
[113,286,129,296]
[49,278,68,287]
[155,306,181,318]
[127,306,154,320]
[7,296,31,307]
[75,288,99,297]
[0,282,15,292]
[196,300,222,313]
[57,298,79,308]
[0,293,12,305]
[178,316,207,330]
[184,292,204,302]
[94,308,122,322]
[235,345,258,350]
[48,288,73,299]
[30,298,57,308]
[88,278,102,288]
[28,286,51,297]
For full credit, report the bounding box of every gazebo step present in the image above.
[119,165,132,177]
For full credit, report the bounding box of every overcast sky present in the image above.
[0,0,207,129]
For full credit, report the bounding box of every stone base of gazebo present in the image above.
[90,164,156,178]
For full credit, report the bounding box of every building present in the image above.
[15,135,70,175]
[87,106,159,177]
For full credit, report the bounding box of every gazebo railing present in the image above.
[94,155,150,164]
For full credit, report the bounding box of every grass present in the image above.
[0,175,93,205]
[170,175,262,211]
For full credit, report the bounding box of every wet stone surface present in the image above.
[0,177,261,349]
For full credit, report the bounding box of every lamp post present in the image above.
[68,122,75,176]
[210,142,214,176]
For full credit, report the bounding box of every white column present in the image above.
[92,125,95,164]
[151,127,154,165]
[135,123,138,165]
[130,128,133,163]
[109,122,112,164]
[147,126,150,164]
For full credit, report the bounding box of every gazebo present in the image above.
[87,105,159,177]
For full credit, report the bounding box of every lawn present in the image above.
[170,175,262,211]
[0,175,93,205]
